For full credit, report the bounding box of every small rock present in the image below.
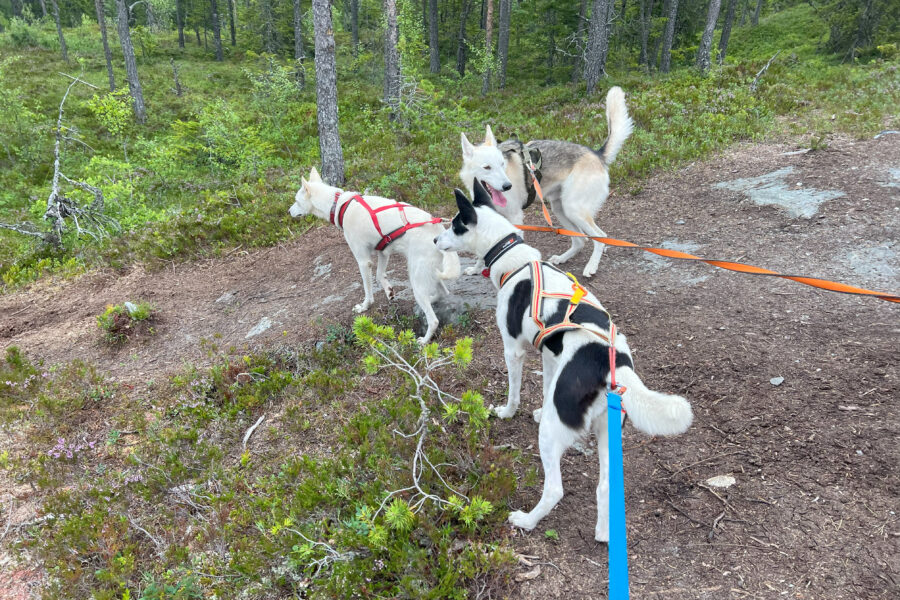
[705,475,736,488]
[245,317,272,339]
[675,219,686,225]
[215,291,237,305]
[770,376,785,386]
[124,301,139,316]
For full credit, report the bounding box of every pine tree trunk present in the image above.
[294,0,305,60]
[261,0,277,53]
[11,0,22,18]
[211,0,224,60]
[571,0,588,82]
[639,0,655,67]
[717,0,736,64]
[739,0,747,26]
[175,0,185,48]
[115,0,146,123]
[457,0,472,76]
[383,0,401,115]
[50,0,68,62]
[228,0,236,45]
[311,0,345,185]
[498,0,510,87]
[95,0,115,91]
[428,0,440,73]
[695,0,721,72]
[195,26,201,45]
[659,0,678,73]
[351,0,359,55]
[481,0,493,95]
[584,0,610,93]
[751,0,761,26]
[38,0,48,18]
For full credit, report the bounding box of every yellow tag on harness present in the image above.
[565,272,586,305]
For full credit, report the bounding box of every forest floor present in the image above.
[2,134,899,599]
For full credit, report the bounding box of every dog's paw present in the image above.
[353,302,370,313]
[492,404,516,419]
[383,286,395,300]
[464,266,479,276]
[548,254,566,265]
[416,336,430,345]
[532,408,542,423]
[508,511,536,531]
[582,264,598,278]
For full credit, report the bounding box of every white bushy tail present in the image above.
[601,86,634,165]
[617,369,692,437]
[438,250,461,281]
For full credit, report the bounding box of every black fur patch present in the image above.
[505,279,532,339]
[451,213,468,236]
[472,178,494,209]
[540,301,612,356]
[552,343,634,429]
[454,188,477,226]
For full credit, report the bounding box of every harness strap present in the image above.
[374,218,442,251]
[329,191,439,250]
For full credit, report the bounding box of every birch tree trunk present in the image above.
[695,0,721,72]
[228,0,236,45]
[95,0,115,91]
[659,0,678,73]
[175,0,185,48]
[480,0,493,96]
[428,0,440,73]
[383,0,401,115]
[211,0,224,60]
[311,0,345,185]
[456,0,472,76]
[717,0,736,64]
[498,0,511,87]
[50,0,68,62]
[584,0,610,93]
[115,0,146,123]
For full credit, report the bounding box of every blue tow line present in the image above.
[607,385,630,599]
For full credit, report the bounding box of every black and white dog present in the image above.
[435,180,692,541]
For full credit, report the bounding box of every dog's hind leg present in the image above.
[494,343,527,419]
[375,251,394,300]
[547,209,586,266]
[508,410,572,531]
[410,279,440,345]
[352,255,376,313]
[533,351,559,424]
[569,213,608,278]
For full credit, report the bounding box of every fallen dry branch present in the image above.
[750,51,781,92]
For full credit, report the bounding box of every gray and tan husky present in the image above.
[459,86,634,278]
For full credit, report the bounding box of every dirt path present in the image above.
[2,135,898,599]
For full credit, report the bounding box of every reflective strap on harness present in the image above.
[329,192,439,250]
[374,218,442,251]
[528,261,611,350]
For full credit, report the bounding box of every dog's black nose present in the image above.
[502,182,512,191]
[433,237,438,244]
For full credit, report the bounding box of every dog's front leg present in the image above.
[375,252,394,300]
[493,344,526,419]
[464,258,485,277]
[509,417,567,531]
[353,255,375,313]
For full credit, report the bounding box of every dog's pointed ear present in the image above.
[301,177,310,194]
[528,148,542,170]
[472,178,493,208]
[461,132,474,160]
[484,124,497,147]
[309,166,322,183]
[454,188,478,225]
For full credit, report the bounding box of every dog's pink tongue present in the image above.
[489,186,507,207]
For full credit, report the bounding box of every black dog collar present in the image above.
[483,233,524,271]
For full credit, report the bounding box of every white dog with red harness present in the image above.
[434,180,692,541]
[290,167,460,343]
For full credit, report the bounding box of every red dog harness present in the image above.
[330,191,441,251]
[500,260,622,389]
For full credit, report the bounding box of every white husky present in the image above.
[289,167,460,343]
[435,180,692,541]
[459,86,634,278]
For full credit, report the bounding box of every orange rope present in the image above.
[515,224,900,304]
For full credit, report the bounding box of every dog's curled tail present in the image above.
[616,370,692,437]
[438,250,461,281]
[600,86,634,166]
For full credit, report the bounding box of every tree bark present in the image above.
[95,0,116,91]
[50,0,68,62]
[311,0,345,185]
[211,0,224,60]
[294,0,305,60]
[384,0,401,115]
[571,0,588,82]
[481,0,493,95]
[695,0,721,72]
[456,0,472,76]
[38,0,49,18]
[175,0,185,48]
[428,0,440,73]
[497,0,511,87]
[261,0,277,53]
[717,0,736,64]
[751,0,761,26]
[351,0,359,55]
[11,0,22,18]
[739,0,747,26]
[659,0,678,73]
[115,0,146,123]
[584,0,610,93]
[228,0,236,45]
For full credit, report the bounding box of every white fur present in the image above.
[458,86,634,278]
[436,193,691,541]
[291,167,460,344]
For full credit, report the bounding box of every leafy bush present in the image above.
[96,301,156,344]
